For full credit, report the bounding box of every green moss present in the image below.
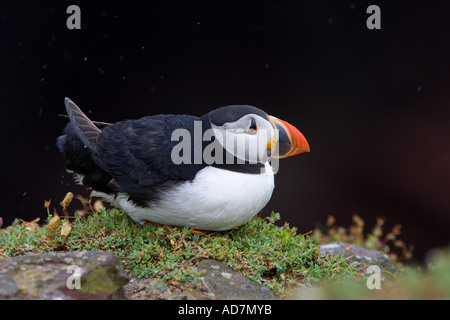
[0,210,357,296]
[80,266,128,295]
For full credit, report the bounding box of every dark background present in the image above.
[1,1,449,262]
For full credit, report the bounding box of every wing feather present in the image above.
[65,97,101,154]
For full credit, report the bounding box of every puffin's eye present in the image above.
[248,119,257,133]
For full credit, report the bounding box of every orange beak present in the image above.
[267,115,310,158]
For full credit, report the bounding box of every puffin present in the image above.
[57,98,310,231]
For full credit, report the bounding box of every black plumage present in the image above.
[57,122,114,194]
[208,105,268,126]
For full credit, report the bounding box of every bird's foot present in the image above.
[189,229,210,236]
[143,220,162,227]
[142,220,210,235]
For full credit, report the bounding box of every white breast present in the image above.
[110,162,275,231]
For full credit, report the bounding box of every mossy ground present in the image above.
[2,197,448,299]
[0,209,357,297]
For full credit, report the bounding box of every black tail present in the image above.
[57,99,114,194]
[64,97,101,155]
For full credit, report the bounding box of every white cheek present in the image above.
[224,131,272,163]
[223,131,248,163]
[211,115,275,164]
[248,128,273,163]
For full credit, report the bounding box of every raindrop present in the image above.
[38,107,43,116]
[350,4,355,10]
[83,57,88,62]
[22,192,27,197]
[417,85,422,92]
[42,64,48,70]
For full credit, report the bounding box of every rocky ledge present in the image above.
[0,243,396,300]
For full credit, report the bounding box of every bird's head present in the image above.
[206,105,310,164]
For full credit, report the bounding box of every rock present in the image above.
[122,276,210,300]
[0,252,277,300]
[198,259,277,300]
[123,278,167,300]
[287,243,400,299]
[0,274,18,298]
[123,259,278,300]
[0,251,128,300]
[319,243,398,275]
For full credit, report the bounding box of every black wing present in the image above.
[62,98,206,205]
